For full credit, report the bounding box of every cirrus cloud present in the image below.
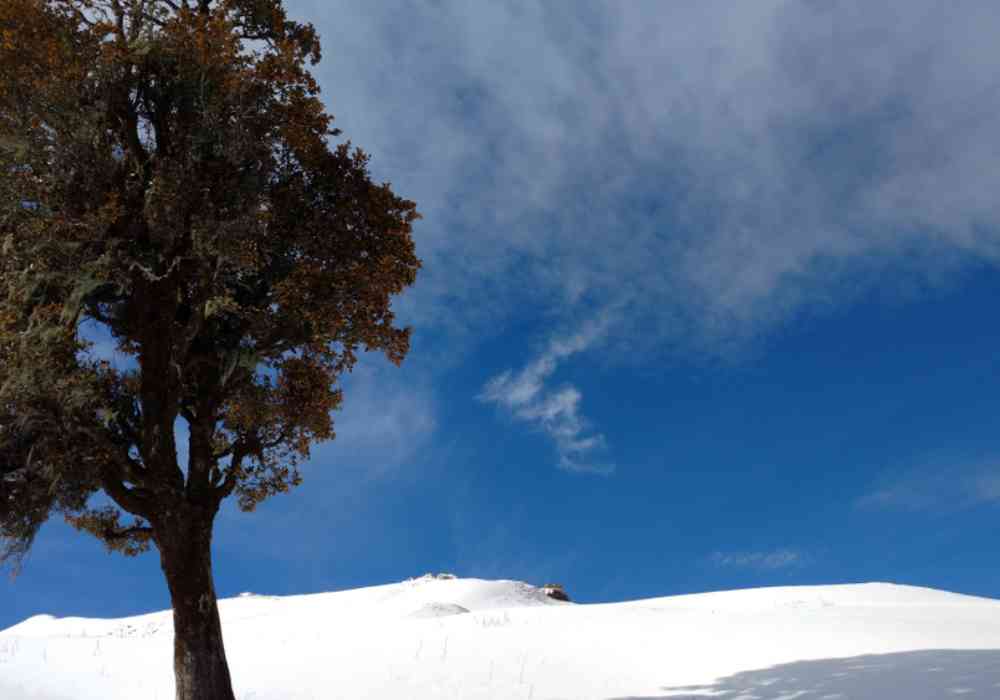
[300,0,1000,354]
[479,310,617,474]
[710,549,804,570]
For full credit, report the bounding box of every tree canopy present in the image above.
[0,1,419,695]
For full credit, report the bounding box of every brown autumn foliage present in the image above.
[0,1,419,697]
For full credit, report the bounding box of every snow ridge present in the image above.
[2,578,1000,699]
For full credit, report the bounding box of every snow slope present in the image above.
[3,575,1000,699]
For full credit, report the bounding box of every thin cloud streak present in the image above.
[858,465,1000,512]
[711,549,803,570]
[479,311,617,474]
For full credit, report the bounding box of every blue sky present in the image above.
[5,0,1000,629]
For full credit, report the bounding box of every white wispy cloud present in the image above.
[310,362,438,479]
[710,549,803,570]
[479,311,616,474]
[299,0,1000,355]
[214,359,439,566]
[858,464,1000,512]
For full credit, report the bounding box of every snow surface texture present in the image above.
[3,575,1000,699]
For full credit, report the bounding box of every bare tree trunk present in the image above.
[157,508,236,700]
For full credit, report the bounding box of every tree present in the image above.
[0,1,420,697]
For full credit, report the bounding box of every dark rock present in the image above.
[542,583,571,602]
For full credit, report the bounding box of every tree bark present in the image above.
[157,508,236,700]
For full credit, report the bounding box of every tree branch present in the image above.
[212,444,245,499]
[100,465,155,517]
[110,0,126,41]
[104,523,154,541]
[136,10,167,29]
[52,0,97,28]
[129,0,151,40]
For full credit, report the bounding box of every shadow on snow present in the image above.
[611,649,1000,700]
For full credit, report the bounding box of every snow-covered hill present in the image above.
[3,575,1000,699]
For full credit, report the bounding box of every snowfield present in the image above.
[2,575,1000,699]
